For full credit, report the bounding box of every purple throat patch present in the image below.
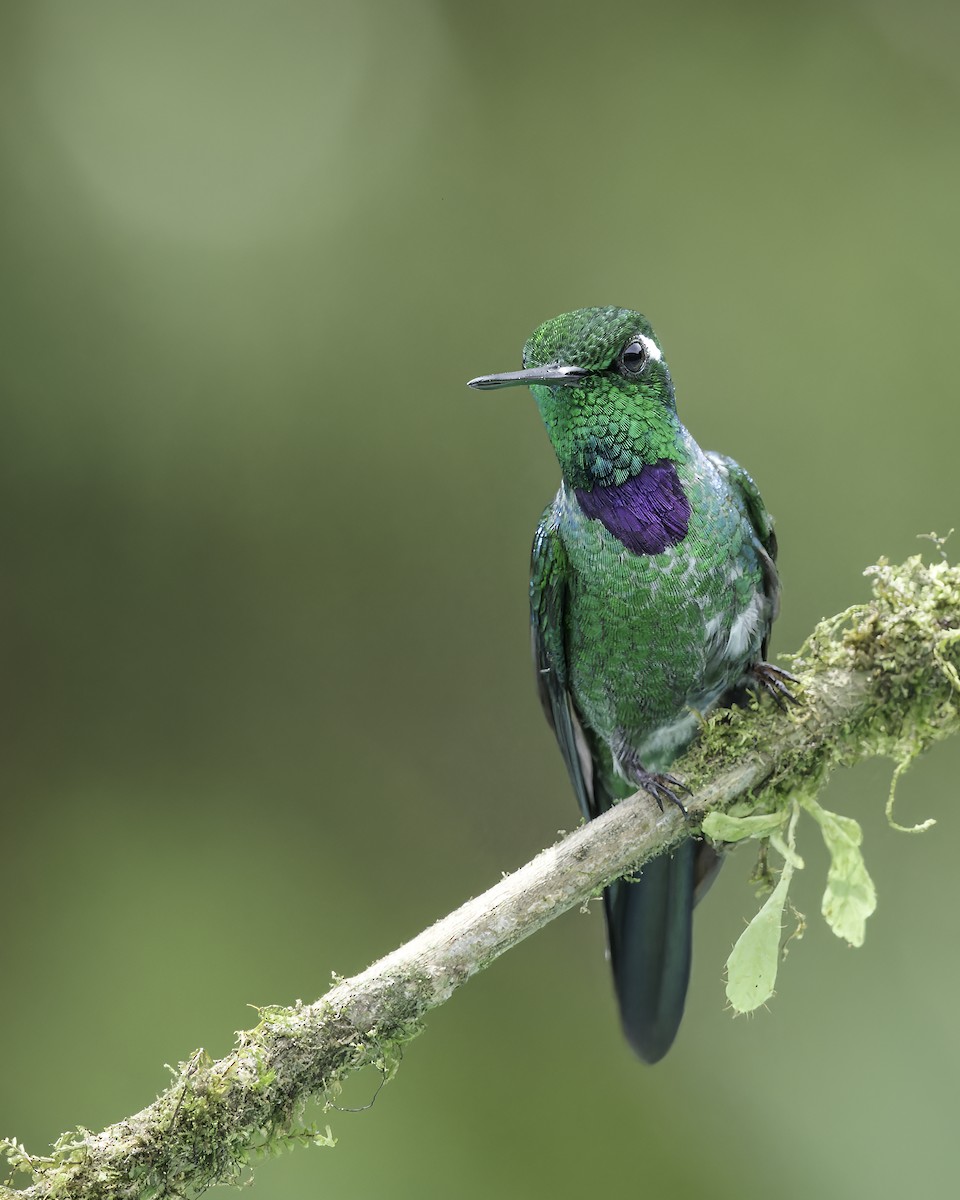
[575,460,691,555]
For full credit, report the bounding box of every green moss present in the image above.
[2,974,431,1198]
[692,549,960,1013]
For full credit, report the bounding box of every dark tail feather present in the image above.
[604,841,699,1064]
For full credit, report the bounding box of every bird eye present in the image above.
[618,339,648,377]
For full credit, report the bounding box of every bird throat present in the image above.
[575,460,691,555]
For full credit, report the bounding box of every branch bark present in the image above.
[3,552,959,1200]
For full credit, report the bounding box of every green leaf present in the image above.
[725,857,795,1013]
[800,796,877,946]
[701,810,787,843]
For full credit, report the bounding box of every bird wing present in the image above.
[706,451,780,653]
[529,509,603,823]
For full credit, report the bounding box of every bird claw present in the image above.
[636,770,692,818]
[751,661,800,710]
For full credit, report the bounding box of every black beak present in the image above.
[467,364,590,390]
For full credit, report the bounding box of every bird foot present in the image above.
[632,767,693,817]
[750,661,800,711]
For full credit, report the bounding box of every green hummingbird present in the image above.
[469,306,790,1062]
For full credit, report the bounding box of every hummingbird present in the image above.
[469,306,789,1062]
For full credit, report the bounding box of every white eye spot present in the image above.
[637,334,661,363]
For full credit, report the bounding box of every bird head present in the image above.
[469,306,682,490]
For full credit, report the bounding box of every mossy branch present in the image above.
[4,552,959,1200]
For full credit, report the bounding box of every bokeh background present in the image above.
[2,2,959,1197]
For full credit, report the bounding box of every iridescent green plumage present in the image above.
[470,306,781,1062]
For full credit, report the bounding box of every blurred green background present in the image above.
[2,1,959,1197]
